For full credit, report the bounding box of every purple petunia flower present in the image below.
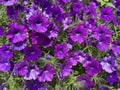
[0,0,17,6]
[16,61,29,76]
[76,50,86,63]
[100,56,118,73]
[59,60,72,80]
[107,71,118,85]
[69,24,88,44]
[65,52,79,66]
[11,40,27,51]
[113,0,120,11]
[92,25,111,40]
[96,36,111,51]
[49,5,64,22]
[6,22,27,43]
[70,1,82,15]
[0,44,13,59]
[0,26,4,37]
[29,31,53,48]
[82,55,97,67]
[76,74,94,89]
[24,65,39,80]
[112,40,120,56]
[28,12,48,33]
[59,0,71,3]
[54,43,68,60]
[26,80,50,90]
[33,0,52,12]
[7,6,18,20]
[62,15,72,30]
[100,7,114,22]
[16,61,40,80]
[38,64,56,82]
[24,45,42,61]
[85,61,101,76]
[0,57,11,73]
[45,22,59,39]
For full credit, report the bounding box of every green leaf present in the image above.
[105,2,115,8]
[103,0,109,2]
[98,0,106,6]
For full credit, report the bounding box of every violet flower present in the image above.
[6,22,27,43]
[69,24,88,44]
[38,64,56,82]
[76,74,94,89]
[28,12,48,33]
[100,56,118,73]
[24,45,42,61]
[54,43,68,60]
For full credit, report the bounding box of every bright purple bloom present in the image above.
[0,44,13,59]
[0,26,4,37]
[83,2,97,17]
[0,58,11,73]
[59,61,72,80]
[16,61,39,80]
[76,74,94,89]
[7,6,18,20]
[82,55,97,67]
[24,45,42,61]
[96,36,111,51]
[11,40,27,51]
[100,56,118,73]
[69,24,88,43]
[54,44,68,60]
[16,61,29,76]
[33,0,52,11]
[70,1,82,15]
[113,0,120,10]
[38,64,56,82]
[24,65,39,80]
[6,22,27,43]
[62,16,72,30]
[26,80,49,90]
[28,12,48,33]
[49,6,64,22]
[85,61,101,76]
[45,22,59,39]
[65,52,79,66]
[107,71,118,85]
[93,25,111,40]
[88,2,97,17]
[59,0,71,3]
[112,40,120,55]
[76,50,86,63]
[0,0,17,6]
[29,31,53,48]
[100,7,114,22]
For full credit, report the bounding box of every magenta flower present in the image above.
[85,61,101,76]
[24,45,42,61]
[6,22,27,43]
[54,44,68,60]
[69,24,88,43]
[28,12,48,33]
[76,74,94,89]
[0,44,13,59]
[38,64,56,82]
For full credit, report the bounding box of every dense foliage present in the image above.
[0,0,120,90]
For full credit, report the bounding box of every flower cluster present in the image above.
[0,0,119,90]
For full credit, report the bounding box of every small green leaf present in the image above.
[98,0,106,6]
[106,2,115,8]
